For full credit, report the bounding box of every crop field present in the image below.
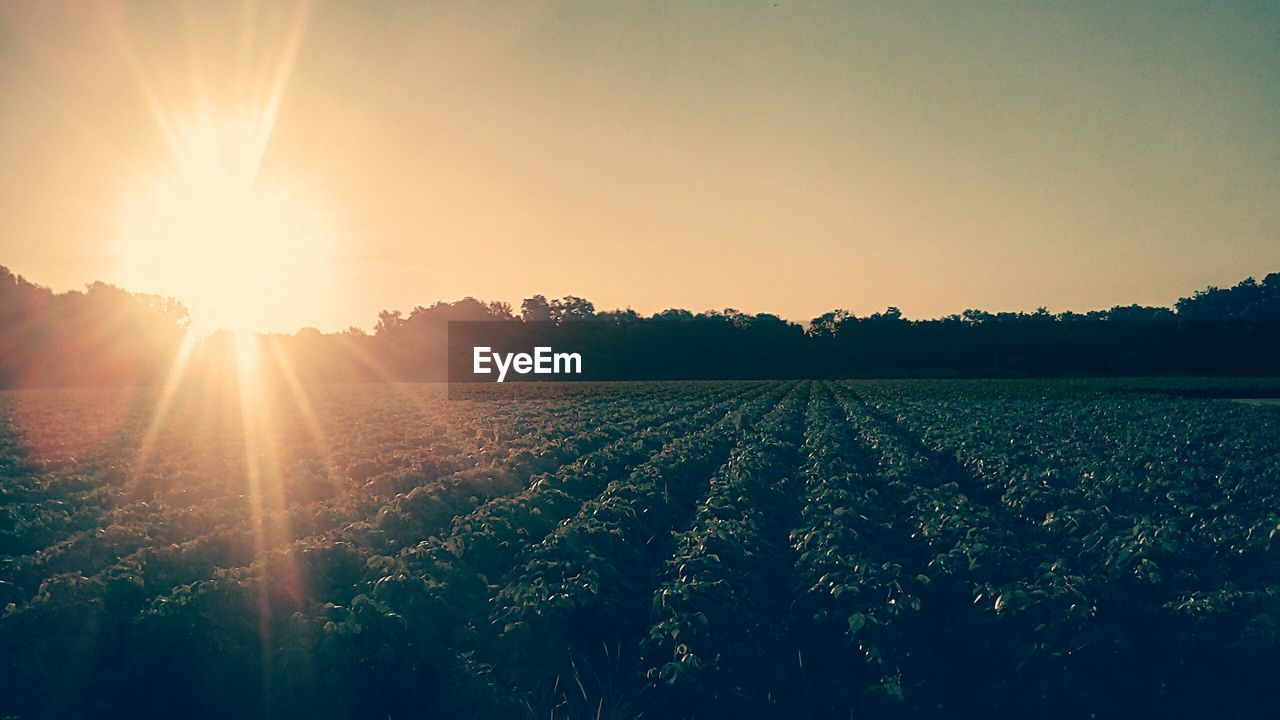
[2,380,1279,719]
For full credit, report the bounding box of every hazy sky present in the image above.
[1,1,1278,332]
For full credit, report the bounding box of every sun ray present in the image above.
[103,7,183,160]
[231,333,306,699]
[323,336,448,421]
[264,336,335,481]
[244,0,310,186]
[132,331,198,471]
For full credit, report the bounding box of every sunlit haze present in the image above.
[1,1,1278,332]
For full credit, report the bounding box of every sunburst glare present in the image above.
[109,1,339,335]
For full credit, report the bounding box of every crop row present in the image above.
[847,381,1280,716]
[639,382,809,716]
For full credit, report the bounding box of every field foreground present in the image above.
[2,380,1279,719]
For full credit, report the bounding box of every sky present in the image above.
[0,1,1278,333]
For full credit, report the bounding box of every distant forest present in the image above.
[1,265,1278,387]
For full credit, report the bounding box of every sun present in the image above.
[105,1,335,335]
[115,111,338,334]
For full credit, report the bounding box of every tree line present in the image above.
[1,265,1277,387]
[0,267,188,387]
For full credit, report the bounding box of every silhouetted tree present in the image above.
[1176,275,1280,321]
[1,265,1277,386]
[551,296,596,323]
[867,306,904,322]
[0,266,189,387]
[521,295,552,323]
[808,309,854,337]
